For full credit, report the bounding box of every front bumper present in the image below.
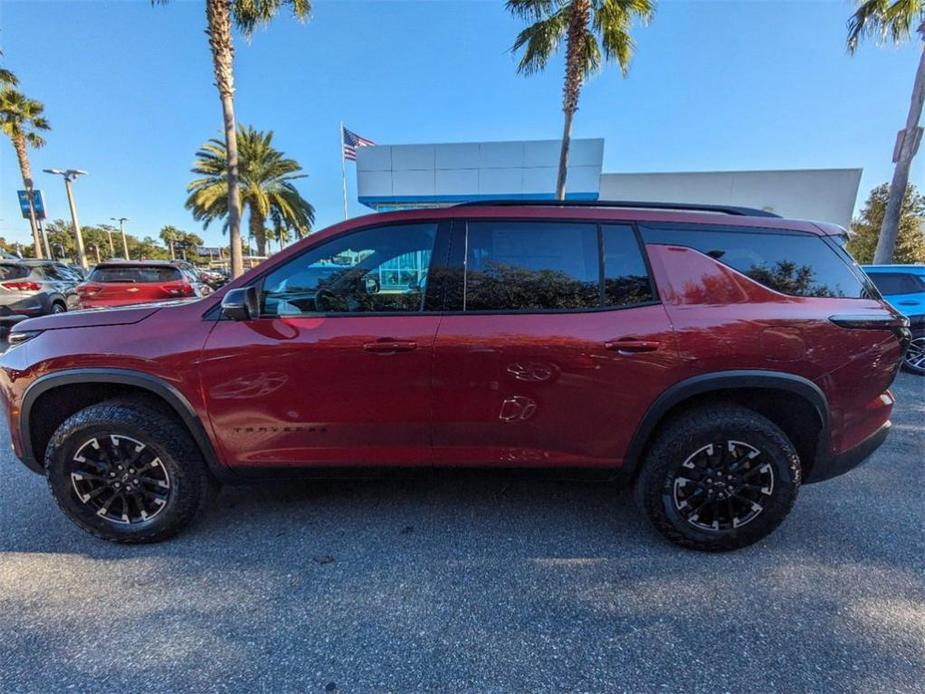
[805,420,891,484]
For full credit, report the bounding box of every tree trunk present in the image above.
[12,134,43,258]
[249,208,267,257]
[557,0,590,201]
[168,238,175,260]
[556,109,575,200]
[874,36,925,264]
[206,0,244,278]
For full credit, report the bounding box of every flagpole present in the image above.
[340,120,349,220]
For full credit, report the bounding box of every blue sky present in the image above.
[1,0,922,248]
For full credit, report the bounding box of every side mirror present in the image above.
[221,286,259,321]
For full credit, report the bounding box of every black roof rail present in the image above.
[454,199,781,218]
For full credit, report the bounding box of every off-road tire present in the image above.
[45,398,215,543]
[634,404,801,552]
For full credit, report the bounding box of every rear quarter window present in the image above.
[640,224,867,298]
[89,266,182,283]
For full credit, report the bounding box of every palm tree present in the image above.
[154,0,312,277]
[508,0,654,200]
[186,125,315,257]
[159,225,182,259]
[0,88,50,258]
[848,1,925,263]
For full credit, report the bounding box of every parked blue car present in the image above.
[863,264,925,375]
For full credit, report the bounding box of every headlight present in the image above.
[7,330,42,349]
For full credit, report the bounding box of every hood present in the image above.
[14,303,167,331]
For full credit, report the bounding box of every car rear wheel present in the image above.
[634,404,801,551]
[902,336,925,375]
[51,301,66,314]
[44,399,215,543]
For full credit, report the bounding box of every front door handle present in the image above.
[604,338,661,354]
[363,339,417,353]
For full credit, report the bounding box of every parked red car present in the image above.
[0,202,908,549]
[76,260,209,309]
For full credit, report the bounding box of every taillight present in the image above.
[77,283,102,296]
[163,283,195,297]
[830,313,912,352]
[1,281,41,292]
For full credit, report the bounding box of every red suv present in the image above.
[0,202,908,550]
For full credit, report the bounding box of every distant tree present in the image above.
[153,0,312,278]
[847,183,925,264]
[0,87,49,258]
[507,0,654,199]
[160,225,182,259]
[187,125,314,257]
[847,1,925,263]
[0,49,17,88]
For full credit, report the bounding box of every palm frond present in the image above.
[506,0,559,21]
[593,0,654,75]
[233,0,312,37]
[848,0,924,52]
[511,7,570,75]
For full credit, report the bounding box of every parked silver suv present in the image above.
[0,259,80,329]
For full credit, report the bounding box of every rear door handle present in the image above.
[363,339,417,353]
[604,339,661,353]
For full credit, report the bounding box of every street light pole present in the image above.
[44,169,89,269]
[38,218,51,259]
[111,217,129,259]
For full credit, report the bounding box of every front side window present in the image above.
[464,221,601,311]
[261,223,437,316]
[640,224,867,298]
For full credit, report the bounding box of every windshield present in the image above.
[0,264,30,281]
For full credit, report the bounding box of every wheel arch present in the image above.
[622,370,830,481]
[21,368,230,481]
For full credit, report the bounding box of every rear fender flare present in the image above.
[622,370,830,478]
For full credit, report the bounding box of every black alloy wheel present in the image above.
[635,404,801,551]
[69,434,172,524]
[45,398,215,543]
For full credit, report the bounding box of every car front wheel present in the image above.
[634,404,801,551]
[45,398,215,543]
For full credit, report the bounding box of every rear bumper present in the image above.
[806,419,891,484]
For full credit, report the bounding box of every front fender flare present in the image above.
[20,368,230,480]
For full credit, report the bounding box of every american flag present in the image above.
[343,126,375,161]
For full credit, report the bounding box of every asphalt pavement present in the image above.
[0,373,922,693]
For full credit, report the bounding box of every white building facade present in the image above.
[356,138,861,228]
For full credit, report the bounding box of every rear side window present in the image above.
[462,221,654,312]
[867,272,925,296]
[0,264,29,281]
[640,224,866,298]
[89,266,182,283]
[602,225,655,307]
[465,221,600,311]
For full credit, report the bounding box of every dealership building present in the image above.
[355,138,862,228]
